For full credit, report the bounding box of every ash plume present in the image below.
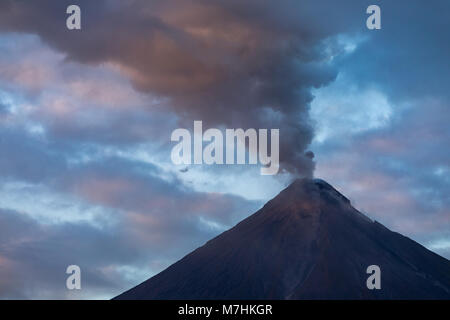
[0,0,353,176]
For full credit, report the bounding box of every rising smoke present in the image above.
[0,0,359,176]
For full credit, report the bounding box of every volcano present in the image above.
[115,178,450,299]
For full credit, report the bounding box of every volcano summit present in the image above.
[115,179,450,299]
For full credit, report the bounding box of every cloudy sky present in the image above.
[0,0,448,299]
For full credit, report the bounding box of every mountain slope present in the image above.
[115,178,450,299]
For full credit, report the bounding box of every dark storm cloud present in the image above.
[0,0,369,176]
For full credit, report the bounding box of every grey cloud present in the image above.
[0,103,7,115]
[0,160,261,299]
[313,98,450,258]
[0,123,260,231]
[54,156,262,228]
[0,0,369,176]
[0,208,135,299]
[333,1,450,102]
[0,128,68,184]
[1,0,449,299]
[308,0,450,252]
[0,35,179,148]
[0,133,262,299]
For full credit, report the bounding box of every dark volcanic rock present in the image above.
[115,178,450,299]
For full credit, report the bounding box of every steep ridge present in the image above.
[115,178,450,299]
